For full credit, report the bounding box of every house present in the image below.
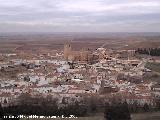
[152,84,160,91]
[0,93,14,107]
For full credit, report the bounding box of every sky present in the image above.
[0,0,160,32]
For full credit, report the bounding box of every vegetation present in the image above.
[1,94,160,120]
[136,48,160,56]
[104,102,131,120]
[2,94,87,118]
[0,104,3,119]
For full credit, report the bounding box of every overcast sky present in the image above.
[0,0,160,32]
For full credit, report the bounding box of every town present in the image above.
[0,42,160,110]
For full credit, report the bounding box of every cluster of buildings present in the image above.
[0,43,160,107]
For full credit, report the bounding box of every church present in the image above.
[63,43,98,64]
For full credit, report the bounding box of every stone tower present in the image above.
[64,43,72,60]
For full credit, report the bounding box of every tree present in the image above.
[105,102,131,120]
[136,48,160,56]
[0,103,3,119]
[143,103,149,112]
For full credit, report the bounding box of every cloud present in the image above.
[0,0,160,32]
[57,0,160,13]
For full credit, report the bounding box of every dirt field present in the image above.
[0,33,160,53]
